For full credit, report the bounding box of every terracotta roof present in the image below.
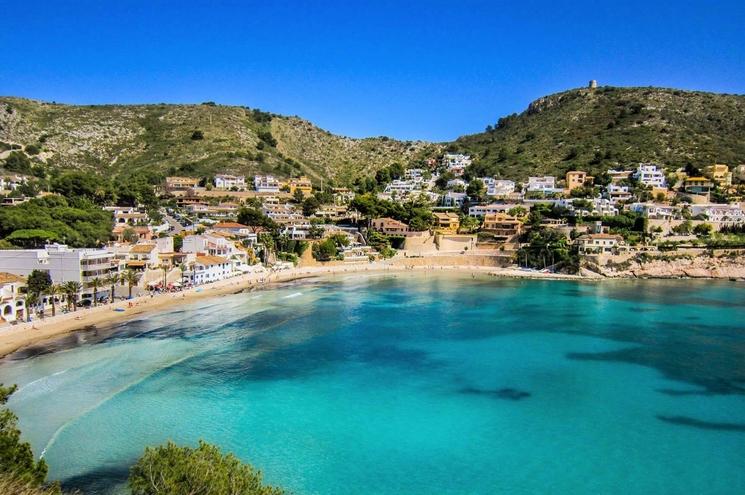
[195,255,230,267]
[126,261,146,267]
[130,243,156,254]
[0,272,25,285]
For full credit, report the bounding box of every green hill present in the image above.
[0,97,438,184]
[2,86,744,185]
[452,86,745,180]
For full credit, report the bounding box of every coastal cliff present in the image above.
[588,253,745,279]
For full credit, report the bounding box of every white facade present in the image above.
[628,202,681,220]
[442,192,467,208]
[0,244,116,285]
[690,204,745,223]
[482,179,515,197]
[215,174,246,190]
[526,176,557,193]
[607,184,632,203]
[634,163,667,188]
[468,203,526,217]
[254,175,281,193]
[442,153,472,176]
[190,256,233,285]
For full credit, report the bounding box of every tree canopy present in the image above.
[129,440,285,495]
[0,195,113,248]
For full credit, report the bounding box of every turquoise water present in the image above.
[2,273,745,494]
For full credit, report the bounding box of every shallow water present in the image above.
[2,273,745,494]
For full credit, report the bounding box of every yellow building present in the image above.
[704,164,732,187]
[683,177,714,194]
[565,171,593,192]
[287,176,313,196]
[482,213,522,241]
[432,212,460,233]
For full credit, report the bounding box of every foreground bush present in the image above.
[0,475,63,495]
[129,441,286,495]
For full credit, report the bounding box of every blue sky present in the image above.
[1,1,743,141]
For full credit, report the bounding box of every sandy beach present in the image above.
[0,261,581,358]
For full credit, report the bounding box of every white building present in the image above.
[0,244,116,286]
[634,163,667,188]
[525,176,558,193]
[442,192,467,208]
[215,174,246,190]
[254,175,281,193]
[384,180,417,196]
[446,178,467,190]
[0,175,28,191]
[0,272,26,324]
[468,203,526,217]
[442,153,472,176]
[628,202,681,220]
[189,255,233,285]
[482,179,515,197]
[607,184,632,203]
[690,204,745,224]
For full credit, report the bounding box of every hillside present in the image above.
[452,86,745,180]
[0,97,438,184]
[2,86,744,185]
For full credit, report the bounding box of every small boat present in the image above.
[113,308,126,312]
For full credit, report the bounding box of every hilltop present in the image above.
[453,86,745,180]
[1,85,744,185]
[0,97,438,184]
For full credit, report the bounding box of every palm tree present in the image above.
[88,277,103,307]
[123,269,141,299]
[24,293,39,322]
[47,284,62,317]
[62,281,82,311]
[106,273,120,304]
[159,264,168,288]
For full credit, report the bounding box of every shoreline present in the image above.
[0,260,739,359]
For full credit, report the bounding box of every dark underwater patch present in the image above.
[460,387,531,401]
[61,463,131,493]
[657,415,745,433]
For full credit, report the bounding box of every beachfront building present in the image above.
[189,255,233,285]
[565,171,593,192]
[576,234,626,255]
[371,217,409,235]
[442,153,471,176]
[0,244,117,286]
[634,164,667,188]
[165,176,200,192]
[433,212,460,233]
[0,272,26,324]
[482,213,522,241]
[126,243,161,270]
[214,174,246,190]
[254,175,281,193]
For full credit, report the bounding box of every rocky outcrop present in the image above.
[594,254,745,279]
